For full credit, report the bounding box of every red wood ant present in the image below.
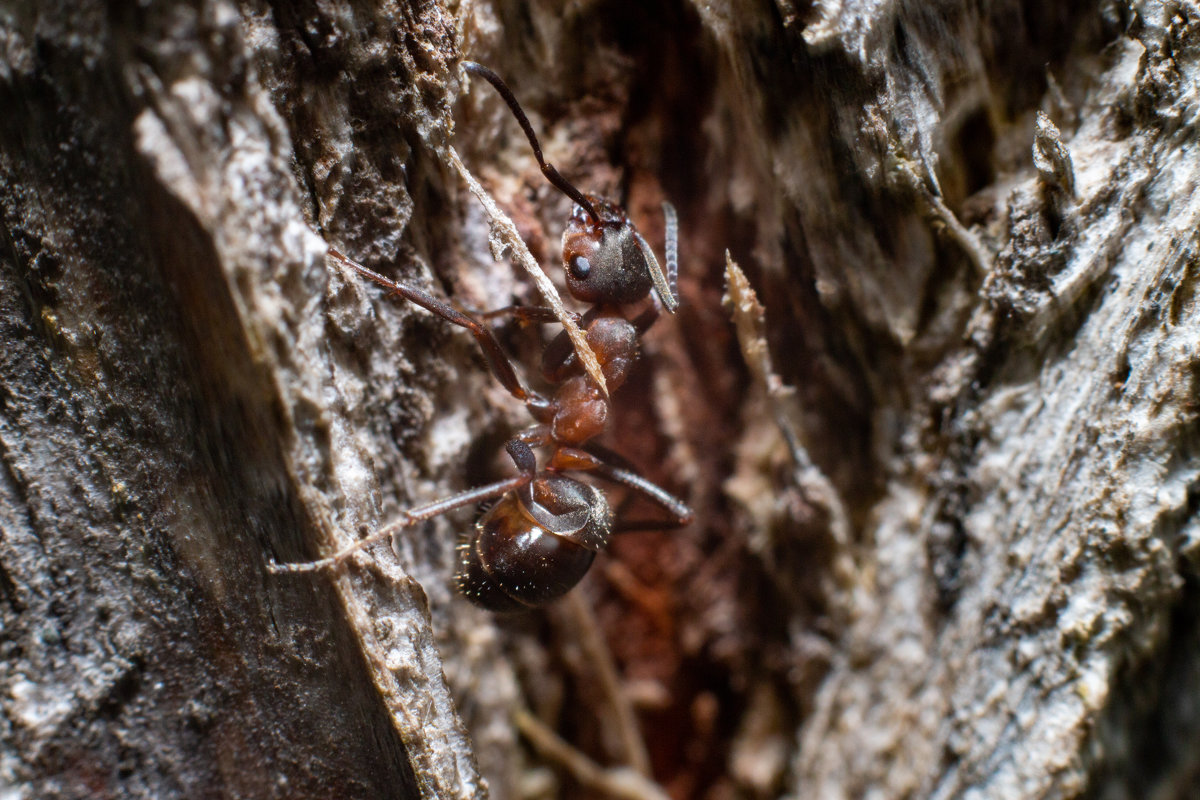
[271,62,692,611]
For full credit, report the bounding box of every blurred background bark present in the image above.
[3,1,1200,798]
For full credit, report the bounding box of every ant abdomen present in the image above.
[456,474,613,611]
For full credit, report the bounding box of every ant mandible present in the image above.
[271,62,692,611]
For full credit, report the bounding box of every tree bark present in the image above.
[2,1,1198,799]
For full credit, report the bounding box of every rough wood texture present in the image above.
[3,1,1199,799]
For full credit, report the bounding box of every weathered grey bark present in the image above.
[2,1,1199,799]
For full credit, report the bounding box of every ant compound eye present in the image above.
[568,255,591,281]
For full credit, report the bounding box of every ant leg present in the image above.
[268,476,529,574]
[629,201,680,315]
[270,439,540,574]
[631,292,664,335]
[632,229,678,315]
[629,204,679,333]
[662,202,679,303]
[476,305,568,325]
[553,444,693,528]
[590,461,693,529]
[329,248,544,405]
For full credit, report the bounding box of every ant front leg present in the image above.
[629,201,682,334]
[328,248,545,406]
[662,201,680,303]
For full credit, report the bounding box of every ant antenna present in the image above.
[462,61,601,224]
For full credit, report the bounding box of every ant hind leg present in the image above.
[268,458,535,575]
[582,443,693,531]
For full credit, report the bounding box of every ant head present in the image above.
[561,197,655,306]
[462,62,678,312]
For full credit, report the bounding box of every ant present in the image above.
[271,62,692,611]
